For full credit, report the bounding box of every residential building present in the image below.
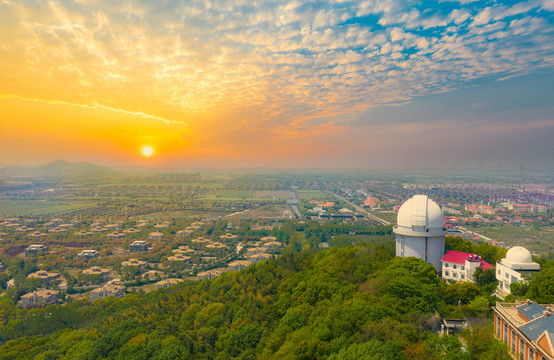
[167,254,191,263]
[28,271,60,284]
[250,253,274,264]
[121,258,147,269]
[90,285,125,301]
[441,250,493,283]
[155,278,184,289]
[130,240,149,252]
[148,231,163,240]
[82,267,111,279]
[496,247,541,298]
[77,249,99,259]
[107,232,125,240]
[197,269,222,280]
[494,300,554,360]
[176,229,193,238]
[19,289,59,308]
[25,244,48,257]
[228,260,251,271]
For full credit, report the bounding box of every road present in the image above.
[324,190,391,226]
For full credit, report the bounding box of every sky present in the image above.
[1,0,553,170]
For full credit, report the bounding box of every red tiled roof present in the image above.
[441,250,493,269]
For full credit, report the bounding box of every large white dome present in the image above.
[505,246,533,264]
[397,195,444,230]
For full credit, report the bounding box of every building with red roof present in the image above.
[441,250,493,283]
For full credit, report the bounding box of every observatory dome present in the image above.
[396,195,444,231]
[505,246,533,264]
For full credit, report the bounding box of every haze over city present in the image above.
[1,0,553,169]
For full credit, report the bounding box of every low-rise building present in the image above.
[19,289,59,308]
[130,240,149,252]
[228,260,251,271]
[107,232,125,240]
[250,253,274,264]
[220,233,238,241]
[148,231,163,240]
[263,241,282,252]
[441,250,493,283]
[25,244,48,257]
[176,229,193,238]
[496,247,541,299]
[167,254,191,263]
[494,300,554,360]
[90,284,125,301]
[28,271,60,284]
[197,269,222,280]
[155,278,184,289]
[78,249,99,259]
[121,258,147,269]
[82,267,111,279]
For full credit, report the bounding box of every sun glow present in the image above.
[141,145,155,157]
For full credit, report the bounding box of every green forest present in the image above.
[0,240,533,360]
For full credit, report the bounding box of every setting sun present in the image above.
[141,145,155,157]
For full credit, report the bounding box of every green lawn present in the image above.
[0,200,94,217]
[203,190,257,200]
[296,190,334,200]
[465,224,554,254]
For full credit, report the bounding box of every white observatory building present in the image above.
[496,246,540,298]
[394,195,446,271]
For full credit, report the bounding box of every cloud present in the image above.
[0,0,553,167]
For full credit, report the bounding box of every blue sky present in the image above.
[0,0,553,168]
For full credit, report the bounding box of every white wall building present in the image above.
[496,246,541,298]
[394,195,445,272]
[441,250,493,283]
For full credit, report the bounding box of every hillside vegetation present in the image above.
[0,245,510,360]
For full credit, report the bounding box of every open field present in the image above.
[204,190,294,200]
[227,204,292,219]
[142,209,234,218]
[374,211,398,224]
[465,224,554,253]
[203,190,257,200]
[0,200,94,217]
[296,190,334,200]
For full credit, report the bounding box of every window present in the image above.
[504,323,508,343]
[461,274,465,279]
[453,273,458,278]
[461,266,465,271]
[506,272,509,279]
[520,339,525,360]
[529,347,534,360]
[445,263,449,268]
[453,264,457,269]
[497,318,501,337]
[512,332,516,354]
[445,271,449,276]
[498,269,501,275]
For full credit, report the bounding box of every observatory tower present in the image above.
[394,195,445,271]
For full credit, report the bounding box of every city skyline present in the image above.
[1,0,553,169]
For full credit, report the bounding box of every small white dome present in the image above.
[505,246,533,264]
[397,195,443,230]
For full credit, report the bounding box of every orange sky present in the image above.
[1,1,553,169]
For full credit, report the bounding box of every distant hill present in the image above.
[0,160,116,178]
[37,159,115,177]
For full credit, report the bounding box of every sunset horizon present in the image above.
[1,0,553,169]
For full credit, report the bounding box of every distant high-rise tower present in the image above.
[393,195,445,271]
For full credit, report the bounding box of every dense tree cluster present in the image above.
[0,244,510,360]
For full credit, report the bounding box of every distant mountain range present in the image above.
[0,159,116,178]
